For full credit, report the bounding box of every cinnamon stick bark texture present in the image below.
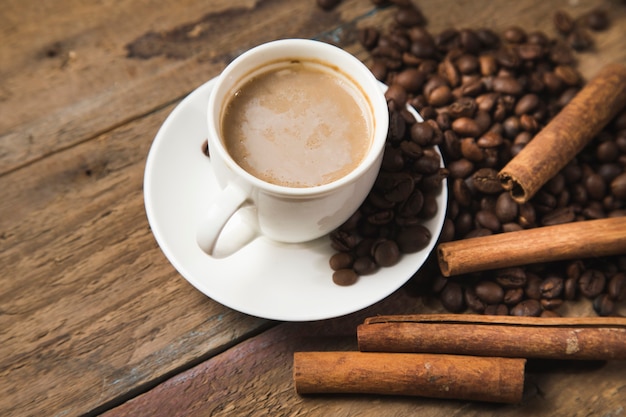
[357,314,626,361]
[498,63,626,203]
[293,351,526,404]
[437,217,626,276]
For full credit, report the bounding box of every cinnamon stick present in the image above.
[498,63,626,203]
[437,217,626,276]
[357,314,626,361]
[293,351,526,404]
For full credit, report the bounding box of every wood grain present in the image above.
[1,0,626,416]
[101,294,626,417]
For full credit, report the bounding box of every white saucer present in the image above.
[144,77,447,321]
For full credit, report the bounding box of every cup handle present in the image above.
[196,182,252,256]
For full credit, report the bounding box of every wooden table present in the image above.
[2,1,625,416]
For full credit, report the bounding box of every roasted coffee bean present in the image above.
[610,173,626,200]
[448,158,474,179]
[452,117,482,137]
[395,68,426,92]
[553,10,575,35]
[484,304,509,316]
[385,84,408,107]
[585,173,607,201]
[525,273,543,300]
[330,230,359,252]
[563,277,578,300]
[358,27,380,50]
[395,6,426,27]
[419,194,439,219]
[581,8,610,31]
[518,202,537,228]
[541,310,561,318]
[329,252,353,271]
[541,206,576,226]
[411,121,436,145]
[540,275,564,298]
[475,210,501,232]
[460,138,484,162]
[503,287,524,305]
[510,299,542,317]
[515,94,540,115]
[495,267,527,288]
[332,269,358,286]
[593,294,614,316]
[372,239,401,267]
[492,75,523,95]
[475,281,504,304]
[503,26,526,43]
[495,192,519,223]
[607,273,626,302]
[579,269,606,298]
[440,281,465,313]
[396,224,431,253]
[477,131,503,148]
[464,287,486,313]
[471,168,502,194]
[541,298,563,310]
[353,256,379,275]
[568,27,594,51]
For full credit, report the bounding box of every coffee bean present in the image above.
[607,272,626,302]
[503,287,524,305]
[452,117,482,137]
[525,273,543,300]
[475,281,504,304]
[471,168,502,194]
[579,269,606,298]
[395,6,426,27]
[372,239,401,267]
[610,173,626,200]
[396,224,431,253]
[395,68,426,92]
[464,287,486,313]
[484,304,509,316]
[495,192,519,223]
[593,294,614,316]
[540,275,564,298]
[333,269,358,286]
[492,75,523,95]
[329,252,353,270]
[440,281,465,313]
[541,206,575,226]
[495,267,528,288]
[515,94,540,115]
[353,256,379,275]
[553,10,575,35]
[510,299,542,317]
[541,310,561,318]
[568,27,594,51]
[541,298,563,310]
[581,8,610,31]
[475,210,501,232]
[358,27,380,50]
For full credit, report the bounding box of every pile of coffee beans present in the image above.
[323,1,626,316]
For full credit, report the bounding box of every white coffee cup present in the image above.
[197,39,389,257]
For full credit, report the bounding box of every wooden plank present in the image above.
[0,0,376,175]
[101,290,626,417]
[0,101,270,417]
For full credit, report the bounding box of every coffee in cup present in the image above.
[221,59,373,188]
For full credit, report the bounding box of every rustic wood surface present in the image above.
[1,0,625,416]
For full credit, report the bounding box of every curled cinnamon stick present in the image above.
[293,351,526,404]
[357,314,626,361]
[498,63,626,203]
[437,217,626,276]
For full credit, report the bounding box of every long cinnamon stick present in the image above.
[293,351,526,404]
[357,314,626,361]
[437,217,626,276]
[498,63,626,203]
